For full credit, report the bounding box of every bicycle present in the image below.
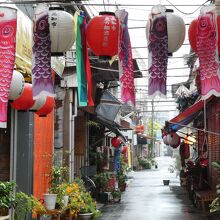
[80,165,97,198]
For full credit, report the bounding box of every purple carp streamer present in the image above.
[197,6,220,100]
[148,13,168,98]
[0,8,17,128]
[116,10,135,106]
[32,4,55,100]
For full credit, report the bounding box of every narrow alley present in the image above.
[99,156,211,220]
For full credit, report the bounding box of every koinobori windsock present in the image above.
[0,7,17,128]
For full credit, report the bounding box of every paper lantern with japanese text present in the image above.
[49,7,75,55]
[188,16,220,53]
[35,96,54,116]
[8,70,25,101]
[111,137,121,148]
[10,83,35,110]
[167,132,180,148]
[86,12,119,58]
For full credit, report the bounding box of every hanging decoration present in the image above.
[165,9,185,53]
[8,70,25,101]
[48,6,75,56]
[167,132,180,148]
[135,124,144,133]
[80,13,94,106]
[31,95,47,111]
[36,96,54,116]
[32,4,55,100]
[147,5,168,98]
[163,135,169,145]
[86,12,119,58]
[179,142,190,159]
[189,18,220,53]
[113,148,121,172]
[111,136,121,148]
[198,6,220,100]
[0,7,17,128]
[75,12,87,106]
[11,83,35,111]
[121,145,128,154]
[146,6,185,98]
[116,9,135,106]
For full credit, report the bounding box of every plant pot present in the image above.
[163,180,170,186]
[113,197,121,203]
[77,213,93,220]
[119,183,126,192]
[43,193,57,210]
[63,195,69,207]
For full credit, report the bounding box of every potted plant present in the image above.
[44,165,68,210]
[0,181,16,217]
[14,192,46,220]
[77,191,101,220]
[111,189,121,203]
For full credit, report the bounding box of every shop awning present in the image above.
[96,116,127,143]
[169,97,213,131]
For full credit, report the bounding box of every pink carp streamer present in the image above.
[0,8,17,128]
[197,6,220,100]
[32,4,55,100]
[148,12,168,99]
[117,10,135,106]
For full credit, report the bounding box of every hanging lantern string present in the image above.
[169,121,220,137]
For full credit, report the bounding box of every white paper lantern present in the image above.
[166,12,185,53]
[49,8,75,55]
[163,135,169,145]
[30,95,47,111]
[9,70,25,101]
[167,132,180,148]
[146,6,185,53]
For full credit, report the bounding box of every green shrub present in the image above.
[138,158,152,169]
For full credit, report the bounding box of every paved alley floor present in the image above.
[99,156,216,220]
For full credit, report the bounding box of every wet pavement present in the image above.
[99,156,217,220]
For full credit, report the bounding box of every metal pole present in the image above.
[151,100,155,157]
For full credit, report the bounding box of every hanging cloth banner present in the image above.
[147,6,168,98]
[116,9,135,106]
[81,14,94,106]
[113,148,121,172]
[0,7,17,128]
[32,4,55,100]
[197,5,220,100]
[75,13,87,107]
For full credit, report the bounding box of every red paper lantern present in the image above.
[35,96,54,117]
[188,16,220,53]
[11,83,35,111]
[86,12,119,58]
[111,137,121,148]
[135,124,144,133]
[121,145,128,154]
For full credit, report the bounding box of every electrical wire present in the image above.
[165,0,210,15]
